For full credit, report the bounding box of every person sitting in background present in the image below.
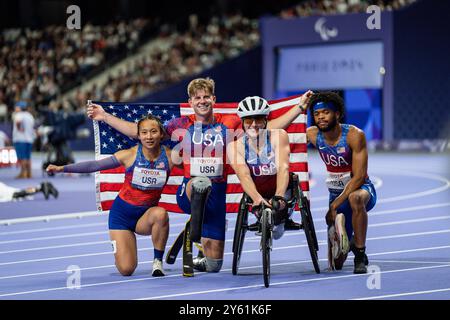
[0,181,58,202]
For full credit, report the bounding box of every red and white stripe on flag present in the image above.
[94,95,309,213]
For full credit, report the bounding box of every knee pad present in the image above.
[190,177,212,242]
[205,257,223,273]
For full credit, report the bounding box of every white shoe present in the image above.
[152,259,165,277]
[328,225,340,260]
[192,256,207,272]
[335,213,349,255]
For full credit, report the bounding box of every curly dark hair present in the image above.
[307,91,345,123]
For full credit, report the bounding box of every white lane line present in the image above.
[370,259,450,265]
[0,222,189,254]
[370,202,450,216]
[0,263,128,280]
[136,264,450,300]
[1,223,449,269]
[1,212,448,264]
[0,240,117,255]
[1,252,448,281]
[376,171,450,204]
[367,245,450,257]
[2,200,447,246]
[0,222,107,236]
[0,209,188,227]
[0,169,447,227]
[1,214,448,263]
[240,216,450,242]
[353,288,450,300]
[0,211,105,226]
[0,272,184,298]
[362,216,450,228]
[311,172,450,212]
[0,221,190,245]
[366,229,450,241]
[0,231,108,245]
[1,167,447,228]
[1,248,450,298]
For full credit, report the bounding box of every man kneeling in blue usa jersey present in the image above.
[303,92,377,274]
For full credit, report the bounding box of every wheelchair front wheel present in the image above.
[300,206,321,274]
[261,208,272,288]
[301,195,319,251]
[232,195,249,275]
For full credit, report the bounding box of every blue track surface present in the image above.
[0,151,449,300]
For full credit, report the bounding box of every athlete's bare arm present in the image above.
[306,126,319,146]
[267,90,313,130]
[227,139,270,207]
[272,129,290,198]
[46,148,133,174]
[114,146,138,169]
[165,146,183,170]
[330,126,368,210]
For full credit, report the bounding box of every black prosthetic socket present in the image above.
[190,177,212,242]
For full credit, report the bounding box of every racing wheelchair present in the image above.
[231,173,320,288]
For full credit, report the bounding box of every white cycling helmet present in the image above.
[237,96,270,119]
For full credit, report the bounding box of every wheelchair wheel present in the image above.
[300,194,319,251]
[232,194,249,275]
[293,176,320,274]
[300,205,321,274]
[261,208,272,288]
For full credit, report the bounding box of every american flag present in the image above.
[93,96,309,213]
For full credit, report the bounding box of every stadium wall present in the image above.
[392,0,450,140]
[74,46,262,151]
[260,12,394,140]
[134,46,262,104]
[1,47,262,152]
[260,0,449,141]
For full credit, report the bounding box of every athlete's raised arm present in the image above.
[267,90,313,130]
[86,102,139,139]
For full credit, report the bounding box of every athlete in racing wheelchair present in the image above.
[227,96,320,287]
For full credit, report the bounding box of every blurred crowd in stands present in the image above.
[0,19,150,120]
[280,0,416,18]
[76,13,259,104]
[0,0,417,122]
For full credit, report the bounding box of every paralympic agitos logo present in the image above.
[314,17,338,41]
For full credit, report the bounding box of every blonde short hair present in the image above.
[187,78,215,97]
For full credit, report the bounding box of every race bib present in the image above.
[325,171,352,191]
[190,157,223,177]
[131,167,167,190]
